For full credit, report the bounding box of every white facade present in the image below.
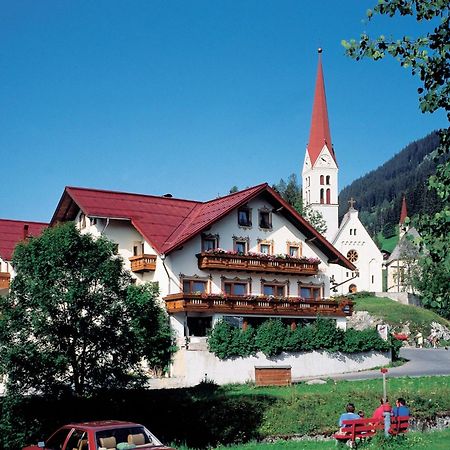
[330,207,383,294]
[74,193,346,343]
[302,146,339,241]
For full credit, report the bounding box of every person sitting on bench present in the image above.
[392,398,410,417]
[338,403,360,429]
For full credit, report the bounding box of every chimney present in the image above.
[23,224,29,240]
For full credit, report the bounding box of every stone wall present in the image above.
[163,349,391,387]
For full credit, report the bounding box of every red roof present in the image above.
[400,195,408,224]
[0,219,48,261]
[51,183,354,269]
[307,50,337,167]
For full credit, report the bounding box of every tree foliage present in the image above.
[273,173,328,235]
[0,222,175,397]
[339,131,444,236]
[343,0,450,318]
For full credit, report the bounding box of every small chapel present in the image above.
[302,50,383,294]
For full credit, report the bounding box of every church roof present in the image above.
[307,50,337,167]
[51,184,355,269]
[386,227,420,264]
[400,195,408,224]
[0,219,48,261]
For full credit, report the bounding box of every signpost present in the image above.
[381,368,390,436]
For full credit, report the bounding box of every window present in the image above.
[347,249,358,263]
[79,213,86,229]
[299,285,321,300]
[350,229,353,236]
[326,175,330,185]
[202,234,218,251]
[353,228,357,235]
[65,430,88,450]
[263,283,285,297]
[320,175,324,185]
[371,275,374,284]
[235,240,247,254]
[238,207,252,227]
[183,279,207,294]
[320,188,324,204]
[46,428,71,450]
[326,189,331,204]
[260,243,270,254]
[133,242,145,256]
[287,242,302,258]
[224,281,248,296]
[259,210,272,229]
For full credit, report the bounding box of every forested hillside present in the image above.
[338,131,444,238]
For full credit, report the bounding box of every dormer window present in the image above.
[202,234,219,251]
[259,209,272,229]
[238,207,252,227]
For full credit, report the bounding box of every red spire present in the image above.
[307,49,336,166]
[400,195,408,224]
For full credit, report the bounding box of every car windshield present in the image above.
[96,426,162,449]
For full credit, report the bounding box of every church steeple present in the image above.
[302,49,339,242]
[399,195,408,225]
[399,195,409,238]
[307,48,336,167]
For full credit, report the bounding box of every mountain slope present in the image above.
[339,131,444,237]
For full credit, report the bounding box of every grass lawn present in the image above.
[197,428,450,449]
[5,376,450,450]
[352,295,450,338]
[221,376,450,437]
[377,232,398,253]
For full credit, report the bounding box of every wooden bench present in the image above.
[333,416,410,447]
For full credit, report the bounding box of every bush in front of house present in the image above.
[208,318,391,359]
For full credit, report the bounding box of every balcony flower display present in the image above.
[203,248,321,265]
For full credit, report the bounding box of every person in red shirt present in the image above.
[372,397,392,420]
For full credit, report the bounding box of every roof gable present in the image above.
[51,184,354,270]
[0,219,48,261]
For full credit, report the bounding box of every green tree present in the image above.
[0,222,175,397]
[273,173,327,235]
[343,0,450,317]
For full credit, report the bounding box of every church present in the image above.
[302,50,383,294]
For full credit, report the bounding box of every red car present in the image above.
[22,420,176,450]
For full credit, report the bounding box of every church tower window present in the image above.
[326,175,330,185]
[326,189,331,204]
[320,189,324,204]
[320,175,324,185]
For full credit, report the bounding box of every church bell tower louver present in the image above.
[302,49,339,241]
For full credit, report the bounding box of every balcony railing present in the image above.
[0,272,11,290]
[129,254,157,273]
[197,252,320,275]
[164,293,353,317]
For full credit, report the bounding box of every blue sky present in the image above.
[1,1,446,222]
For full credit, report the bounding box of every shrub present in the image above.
[208,318,392,360]
[312,317,345,352]
[255,319,288,357]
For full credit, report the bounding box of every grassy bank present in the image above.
[352,295,450,338]
[4,376,450,450]
[184,428,450,449]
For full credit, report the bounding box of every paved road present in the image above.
[327,348,450,381]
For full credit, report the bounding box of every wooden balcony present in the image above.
[129,254,157,273]
[197,252,320,275]
[0,272,11,290]
[164,293,353,317]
